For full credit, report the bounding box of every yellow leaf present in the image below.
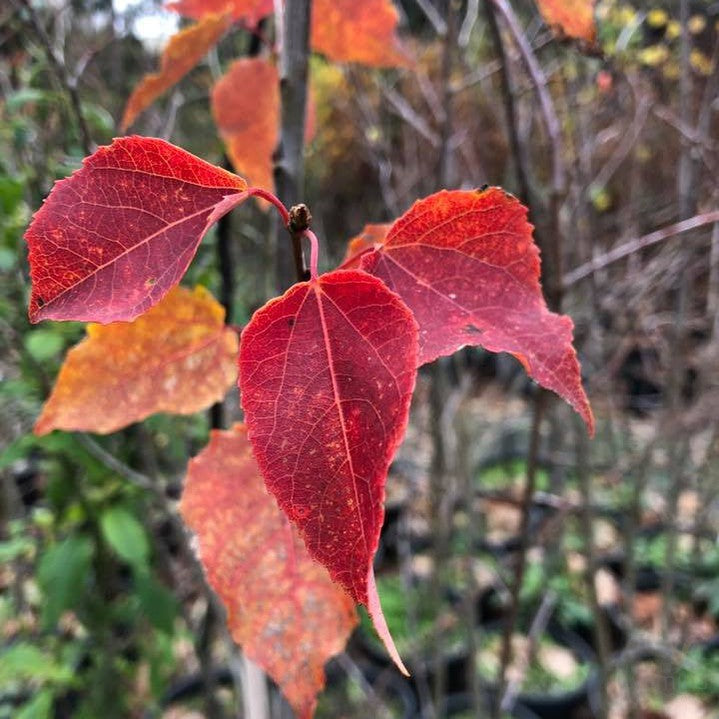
[121,13,232,131]
[35,286,238,435]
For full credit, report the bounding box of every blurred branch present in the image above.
[458,0,479,47]
[484,0,531,204]
[500,589,557,713]
[381,85,440,146]
[13,0,92,154]
[273,0,311,290]
[494,389,547,718]
[489,0,565,199]
[76,434,158,494]
[589,89,652,198]
[415,0,447,36]
[563,210,719,287]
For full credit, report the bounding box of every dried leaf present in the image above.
[341,223,390,269]
[181,424,357,719]
[34,286,238,435]
[311,0,408,67]
[212,57,278,193]
[166,0,272,25]
[535,0,597,44]
[121,13,232,131]
[359,188,594,434]
[26,137,248,323]
[212,57,315,195]
[239,270,418,674]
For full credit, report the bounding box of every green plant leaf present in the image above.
[37,535,94,628]
[25,329,64,361]
[135,570,177,635]
[0,644,73,684]
[100,507,149,567]
[16,689,54,719]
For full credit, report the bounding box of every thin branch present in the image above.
[500,589,557,712]
[484,0,531,204]
[381,85,440,146]
[458,0,479,47]
[589,91,652,197]
[490,0,565,198]
[14,0,92,154]
[76,433,158,493]
[415,0,447,36]
[493,389,547,718]
[563,210,719,287]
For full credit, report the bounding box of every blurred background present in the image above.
[1,0,718,717]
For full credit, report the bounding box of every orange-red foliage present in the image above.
[34,286,238,435]
[181,424,357,719]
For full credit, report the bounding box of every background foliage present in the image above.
[2,0,719,717]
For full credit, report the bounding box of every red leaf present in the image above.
[341,223,390,269]
[167,0,272,25]
[181,424,357,719]
[26,136,248,324]
[359,188,594,434]
[121,12,232,131]
[34,286,238,435]
[311,0,408,67]
[239,269,418,674]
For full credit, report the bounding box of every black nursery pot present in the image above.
[454,618,601,719]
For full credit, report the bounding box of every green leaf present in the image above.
[25,329,64,361]
[80,102,115,136]
[0,176,23,214]
[100,507,149,567]
[16,689,54,719]
[6,88,46,111]
[37,535,94,628]
[0,247,16,271]
[135,570,177,635]
[0,644,73,684]
[0,536,34,563]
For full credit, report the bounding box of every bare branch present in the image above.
[563,210,719,287]
[14,0,92,154]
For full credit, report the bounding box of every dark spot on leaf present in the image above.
[465,324,483,334]
[145,277,157,287]
[288,318,295,327]
[36,297,44,307]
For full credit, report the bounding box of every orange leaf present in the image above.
[181,424,357,719]
[121,12,232,131]
[212,57,278,193]
[34,286,238,435]
[311,0,408,67]
[341,223,391,268]
[535,0,596,44]
[167,0,272,25]
[212,57,315,195]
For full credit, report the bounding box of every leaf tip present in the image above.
[367,568,410,677]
